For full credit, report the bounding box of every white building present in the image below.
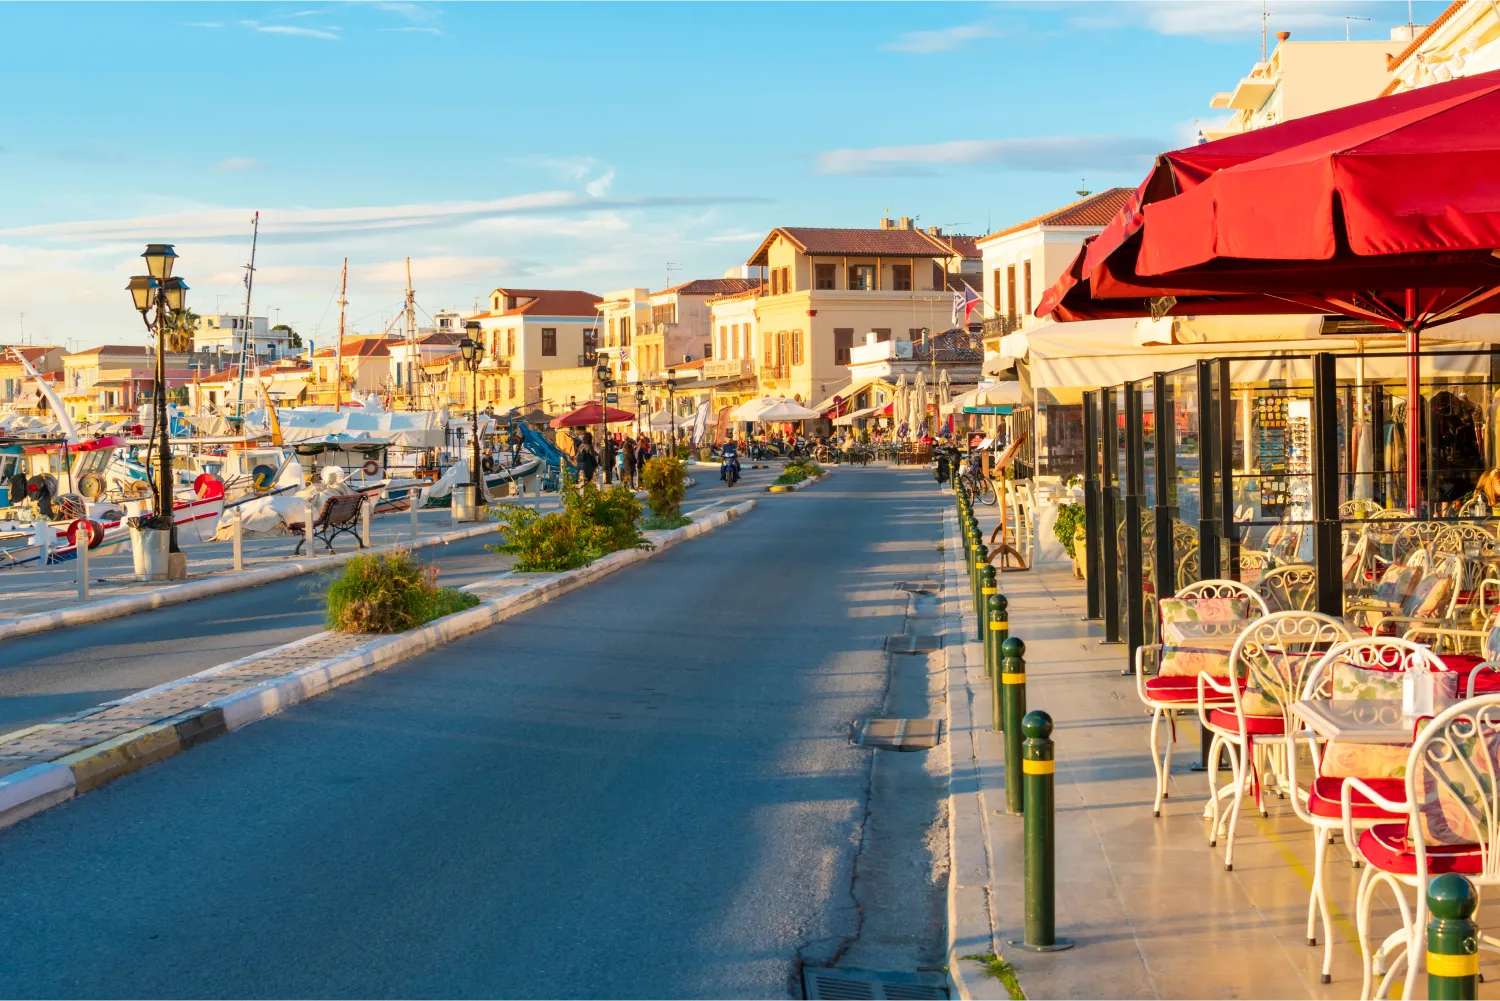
[193,314,292,360]
[469,288,602,408]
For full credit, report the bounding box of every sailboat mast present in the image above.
[404,257,416,410]
[334,258,348,412]
[234,211,260,424]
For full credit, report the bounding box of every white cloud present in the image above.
[215,157,266,173]
[814,136,1163,176]
[585,170,616,198]
[705,231,764,244]
[505,155,602,182]
[185,21,224,28]
[884,23,1003,53]
[237,19,340,40]
[379,26,441,34]
[1074,1,1383,41]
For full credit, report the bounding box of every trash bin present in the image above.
[451,484,479,523]
[129,524,171,580]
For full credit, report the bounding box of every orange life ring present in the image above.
[362,459,381,477]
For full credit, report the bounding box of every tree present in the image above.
[273,323,303,348]
[166,308,200,354]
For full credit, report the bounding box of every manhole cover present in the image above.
[858,717,944,751]
[894,580,939,594]
[803,967,948,999]
[885,633,941,653]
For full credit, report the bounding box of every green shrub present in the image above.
[1054,502,1085,557]
[775,458,824,485]
[324,550,480,633]
[641,513,691,531]
[640,456,687,519]
[487,481,651,571]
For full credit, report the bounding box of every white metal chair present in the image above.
[1199,611,1353,871]
[1346,695,1500,999]
[1287,637,1444,985]
[1135,579,1269,818]
[1255,564,1318,612]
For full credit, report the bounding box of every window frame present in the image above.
[540,328,558,357]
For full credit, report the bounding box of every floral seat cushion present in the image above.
[1157,597,1253,679]
[1320,662,1456,779]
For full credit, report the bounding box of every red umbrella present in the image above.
[1038,68,1500,507]
[549,400,635,428]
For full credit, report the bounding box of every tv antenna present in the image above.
[1076,177,1092,198]
[1260,2,1275,61]
[664,261,681,288]
[1345,15,1370,40]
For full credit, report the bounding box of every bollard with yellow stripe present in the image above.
[1428,873,1479,1000]
[972,543,989,611]
[1009,710,1072,953]
[988,594,1008,729]
[1000,636,1027,815]
[977,565,997,643]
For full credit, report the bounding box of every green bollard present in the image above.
[973,543,989,610]
[1428,873,1479,999]
[1001,637,1027,815]
[1008,710,1073,953]
[978,565,997,643]
[989,595,1008,726]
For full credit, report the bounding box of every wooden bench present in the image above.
[288,493,366,556]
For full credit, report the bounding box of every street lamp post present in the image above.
[459,324,486,514]
[596,360,614,484]
[665,368,678,459]
[126,245,189,554]
[634,383,645,440]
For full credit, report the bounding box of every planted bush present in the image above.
[1054,502,1085,557]
[775,459,824,486]
[488,482,651,571]
[324,550,480,633]
[639,456,687,519]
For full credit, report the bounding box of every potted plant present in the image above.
[1053,502,1086,578]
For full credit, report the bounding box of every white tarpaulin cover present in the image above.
[254,407,447,448]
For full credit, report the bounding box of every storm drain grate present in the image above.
[858,717,944,751]
[885,633,942,653]
[802,967,949,1000]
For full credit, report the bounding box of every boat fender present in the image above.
[67,518,104,550]
[193,473,225,501]
[363,459,380,477]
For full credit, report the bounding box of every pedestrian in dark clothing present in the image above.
[601,434,616,485]
[575,440,598,488]
[622,438,637,488]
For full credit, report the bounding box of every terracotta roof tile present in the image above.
[979,188,1134,243]
[748,227,963,266]
[1387,1,1464,71]
[653,277,764,297]
[489,288,602,318]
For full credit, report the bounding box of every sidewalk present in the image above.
[943,496,1500,1000]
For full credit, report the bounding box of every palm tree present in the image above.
[165,308,200,353]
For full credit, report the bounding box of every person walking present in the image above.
[575,438,598,490]
[636,434,653,467]
[622,437,637,489]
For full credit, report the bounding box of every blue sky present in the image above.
[0,0,1449,351]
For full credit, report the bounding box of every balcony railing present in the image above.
[703,358,753,379]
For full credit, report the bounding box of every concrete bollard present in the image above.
[1428,873,1479,999]
[232,508,243,572]
[1008,710,1073,953]
[410,492,420,542]
[76,529,89,602]
[989,594,1008,729]
[978,564,997,643]
[1001,636,1027,815]
[360,493,372,547]
[303,500,315,555]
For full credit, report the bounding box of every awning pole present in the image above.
[1406,288,1420,513]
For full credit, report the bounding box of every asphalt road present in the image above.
[0,467,945,999]
[0,471,755,734]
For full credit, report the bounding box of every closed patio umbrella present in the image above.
[549,400,635,428]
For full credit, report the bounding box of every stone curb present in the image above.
[942,507,1013,1001]
[766,470,832,493]
[0,500,756,830]
[0,521,500,643]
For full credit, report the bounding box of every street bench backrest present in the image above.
[319,493,365,526]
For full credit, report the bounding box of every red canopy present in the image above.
[549,400,635,428]
[1039,68,1500,332]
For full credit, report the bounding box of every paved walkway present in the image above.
[953,494,1500,1000]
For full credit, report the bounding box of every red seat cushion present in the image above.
[1207,707,1285,735]
[1308,777,1407,820]
[1359,823,1482,875]
[1434,654,1500,694]
[1144,676,1218,703]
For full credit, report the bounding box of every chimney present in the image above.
[927,225,943,236]
[1275,30,1290,43]
[898,216,913,230]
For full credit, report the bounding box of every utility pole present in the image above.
[1261,1,1274,61]
[334,258,347,412]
